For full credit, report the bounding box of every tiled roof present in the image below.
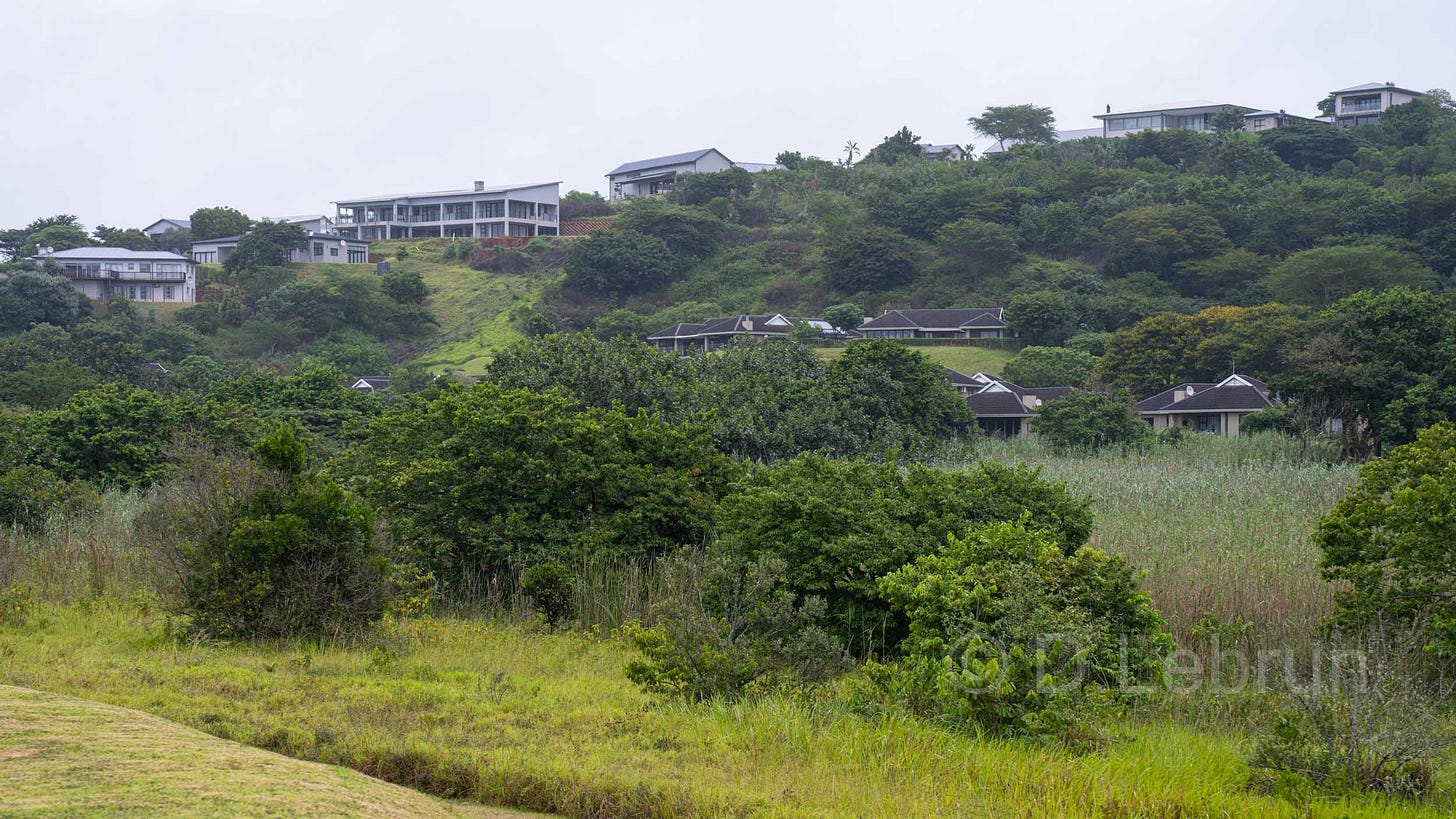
[966,388,1033,417]
[559,219,614,236]
[1136,375,1274,413]
[607,149,721,177]
[859,307,1006,331]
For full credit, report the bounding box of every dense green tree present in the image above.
[92,226,154,250]
[1209,106,1249,133]
[824,340,976,453]
[223,220,308,274]
[671,168,754,206]
[1032,390,1150,452]
[563,229,677,293]
[0,271,91,332]
[718,455,1093,653]
[152,228,192,255]
[559,190,613,220]
[381,269,427,303]
[1316,423,1456,654]
[0,360,100,408]
[934,218,1022,277]
[1002,346,1097,387]
[343,385,738,585]
[39,384,183,488]
[23,223,92,257]
[1265,245,1438,307]
[821,302,865,334]
[1,215,82,261]
[189,206,251,241]
[819,224,918,293]
[1259,125,1361,172]
[1101,204,1229,276]
[1006,289,1075,345]
[614,197,733,259]
[969,104,1057,151]
[863,126,924,165]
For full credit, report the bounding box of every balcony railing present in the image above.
[64,269,187,282]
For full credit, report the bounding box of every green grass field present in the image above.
[815,343,1016,375]
[2,436,1446,817]
[0,684,533,817]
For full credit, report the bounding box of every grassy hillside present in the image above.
[366,240,553,376]
[2,603,1447,818]
[814,342,1015,375]
[0,685,534,817]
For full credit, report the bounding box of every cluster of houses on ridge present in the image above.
[644,306,1278,439]
[30,77,1422,306]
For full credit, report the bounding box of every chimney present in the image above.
[743,318,754,332]
[1106,104,1111,113]
[474,181,485,192]
[1171,385,1195,404]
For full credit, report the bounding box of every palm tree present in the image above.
[842,140,860,167]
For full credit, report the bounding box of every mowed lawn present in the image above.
[0,685,537,818]
[815,343,1016,375]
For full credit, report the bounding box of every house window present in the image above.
[313,242,324,256]
[477,200,504,219]
[127,286,137,299]
[330,247,339,256]
[1196,415,1220,433]
[477,222,504,238]
[138,286,150,301]
[508,222,535,237]
[1107,115,1160,131]
[1341,95,1382,113]
[163,286,175,300]
[508,201,535,219]
[348,247,368,263]
[139,263,152,273]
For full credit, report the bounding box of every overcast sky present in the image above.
[3,0,1453,231]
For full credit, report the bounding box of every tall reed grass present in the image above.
[975,433,1356,654]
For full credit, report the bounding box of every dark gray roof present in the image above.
[966,388,1033,418]
[144,218,190,231]
[646,322,708,340]
[647,315,795,341]
[1136,375,1273,414]
[859,308,1006,331]
[607,149,722,177]
[1023,386,1074,403]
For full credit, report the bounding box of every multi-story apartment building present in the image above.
[333,181,560,240]
[32,247,197,303]
[1095,101,1257,137]
[1329,82,1423,128]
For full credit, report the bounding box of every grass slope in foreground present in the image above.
[3,606,1449,818]
[0,684,535,817]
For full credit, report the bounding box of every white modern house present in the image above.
[142,218,190,240]
[191,233,370,265]
[606,149,735,200]
[33,247,197,303]
[333,181,561,241]
[1329,82,1423,128]
[1242,109,1327,132]
[1095,101,1258,137]
[921,144,968,162]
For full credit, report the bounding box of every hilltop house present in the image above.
[1095,101,1259,137]
[32,247,197,303]
[1135,373,1275,436]
[953,370,1073,437]
[1329,81,1424,128]
[646,314,845,353]
[606,149,782,201]
[921,144,968,162]
[858,308,1007,339]
[142,218,190,240]
[333,181,560,240]
[191,232,370,265]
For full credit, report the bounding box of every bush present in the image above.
[563,229,677,294]
[857,522,1169,743]
[819,225,918,293]
[1032,390,1152,452]
[1001,346,1097,388]
[171,424,389,639]
[1249,633,1455,800]
[1317,423,1456,655]
[625,549,848,700]
[716,455,1093,653]
[0,465,98,528]
[521,560,575,626]
[342,385,739,591]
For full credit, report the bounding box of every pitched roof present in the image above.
[143,218,190,232]
[1136,374,1274,413]
[732,162,785,173]
[646,322,708,340]
[1332,81,1424,95]
[965,382,1033,417]
[349,376,391,391]
[33,247,191,262]
[859,308,1006,331]
[606,149,722,177]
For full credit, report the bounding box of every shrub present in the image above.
[625,550,848,700]
[1249,633,1455,800]
[170,424,389,639]
[0,465,98,529]
[818,225,918,293]
[563,229,676,293]
[1317,422,1456,655]
[341,385,738,591]
[1001,346,1097,388]
[716,455,1093,654]
[857,521,1170,743]
[521,560,575,626]
[1032,390,1152,452]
